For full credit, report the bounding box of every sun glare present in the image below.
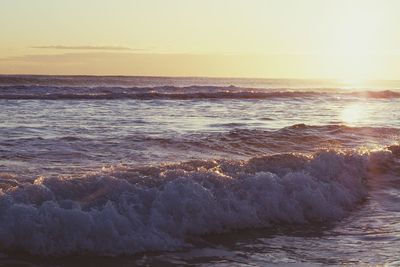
[340,103,365,124]
[324,5,382,83]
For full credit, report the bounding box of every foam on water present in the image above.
[1,84,400,100]
[1,148,397,256]
[1,76,400,264]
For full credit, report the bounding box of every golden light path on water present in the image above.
[340,103,366,124]
[338,101,394,154]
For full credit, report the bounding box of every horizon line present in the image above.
[0,73,399,83]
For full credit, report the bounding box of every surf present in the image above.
[0,147,398,256]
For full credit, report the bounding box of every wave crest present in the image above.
[1,148,395,256]
[1,85,400,100]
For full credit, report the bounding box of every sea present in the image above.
[0,75,399,266]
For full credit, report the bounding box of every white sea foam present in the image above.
[0,149,396,256]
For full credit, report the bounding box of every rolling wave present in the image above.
[0,147,399,256]
[1,85,400,100]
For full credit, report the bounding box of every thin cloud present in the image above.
[30,45,146,51]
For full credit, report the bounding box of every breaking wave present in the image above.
[1,85,400,100]
[1,147,399,256]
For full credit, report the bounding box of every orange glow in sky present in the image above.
[1,0,399,80]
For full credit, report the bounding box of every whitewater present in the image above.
[0,75,399,266]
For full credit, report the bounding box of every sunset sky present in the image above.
[1,0,400,80]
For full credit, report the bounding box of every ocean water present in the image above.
[0,75,399,266]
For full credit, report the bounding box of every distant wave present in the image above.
[349,90,400,99]
[1,85,400,100]
[0,85,322,100]
[0,146,399,256]
[2,124,399,170]
[170,124,400,156]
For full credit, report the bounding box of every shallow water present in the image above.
[0,75,399,266]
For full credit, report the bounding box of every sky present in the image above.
[1,0,400,80]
